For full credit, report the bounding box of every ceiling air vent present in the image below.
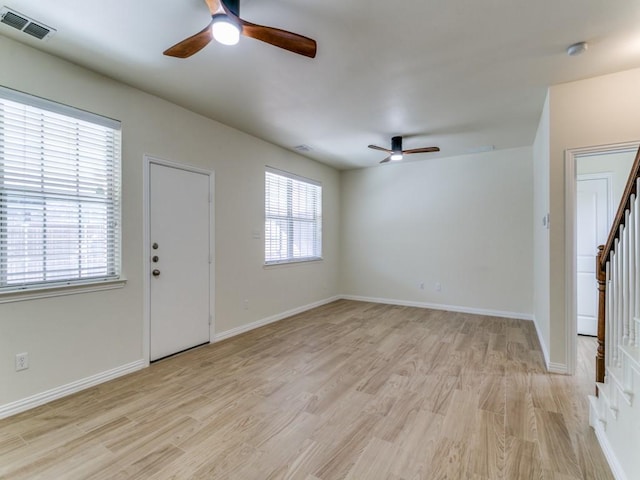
[1,10,28,30]
[23,22,50,39]
[0,7,56,40]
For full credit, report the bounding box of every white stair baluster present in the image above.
[623,214,630,346]
[612,247,619,367]
[630,193,637,347]
[636,181,640,348]
[606,260,612,368]
[617,233,624,367]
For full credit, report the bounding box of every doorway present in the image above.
[143,156,214,362]
[566,143,637,373]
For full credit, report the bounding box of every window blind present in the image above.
[0,87,121,291]
[265,167,322,264]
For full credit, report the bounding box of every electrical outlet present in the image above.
[435,282,442,292]
[243,299,249,310]
[15,352,29,371]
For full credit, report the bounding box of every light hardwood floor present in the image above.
[0,300,612,479]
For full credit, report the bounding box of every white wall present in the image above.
[546,67,640,368]
[340,147,533,317]
[0,36,340,407]
[533,93,551,364]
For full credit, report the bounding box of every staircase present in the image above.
[590,147,640,480]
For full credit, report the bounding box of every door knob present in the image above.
[152,269,161,277]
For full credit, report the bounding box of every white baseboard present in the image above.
[0,297,340,420]
[546,362,568,374]
[0,359,145,420]
[531,314,550,364]
[214,294,538,346]
[342,296,571,372]
[0,295,543,419]
[530,315,568,374]
[589,395,629,480]
[214,295,342,342]
[339,294,534,321]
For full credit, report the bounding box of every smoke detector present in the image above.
[566,41,588,57]
[0,7,56,40]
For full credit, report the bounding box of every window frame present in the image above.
[0,86,123,299]
[264,166,322,266]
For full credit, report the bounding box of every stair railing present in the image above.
[596,146,640,388]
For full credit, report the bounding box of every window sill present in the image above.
[0,278,127,304]
[264,258,323,268]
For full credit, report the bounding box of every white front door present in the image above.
[149,162,211,361]
[576,176,610,336]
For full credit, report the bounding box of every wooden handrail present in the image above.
[600,147,640,270]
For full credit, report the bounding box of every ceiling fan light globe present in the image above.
[390,153,403,161]
[211,15,240,46]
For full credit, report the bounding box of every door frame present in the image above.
[565,141,639,375]
[142,155,215,366]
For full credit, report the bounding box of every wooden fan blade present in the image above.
[403,147,440,154]
[240,21,317,58]
[164,21,214,58]
[219,2,316,58]
[380,156,392,164]
[218,0,317,58]
[368,145,392,153]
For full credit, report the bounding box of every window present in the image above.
[0,87,121,292]
[265,167,322,264]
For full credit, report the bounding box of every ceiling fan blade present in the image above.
[163,21,214,58]
[368,145,392,153]
[403,147,440,154]
[219,2,316,58]
[239,21,317,58]
[380,156,392,164]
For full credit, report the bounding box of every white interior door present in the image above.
[576,176,609,336]
[149,163,211,361]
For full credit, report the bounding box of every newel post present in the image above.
[596,244,606,393]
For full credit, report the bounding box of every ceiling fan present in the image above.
[163,0,317,59]
[368,136,440,163]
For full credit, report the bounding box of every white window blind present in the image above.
[0,87,121,292]
[265,167,321,264]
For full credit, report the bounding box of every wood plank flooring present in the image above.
[0,300,613,479]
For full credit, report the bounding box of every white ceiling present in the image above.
[2,0,640,169]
